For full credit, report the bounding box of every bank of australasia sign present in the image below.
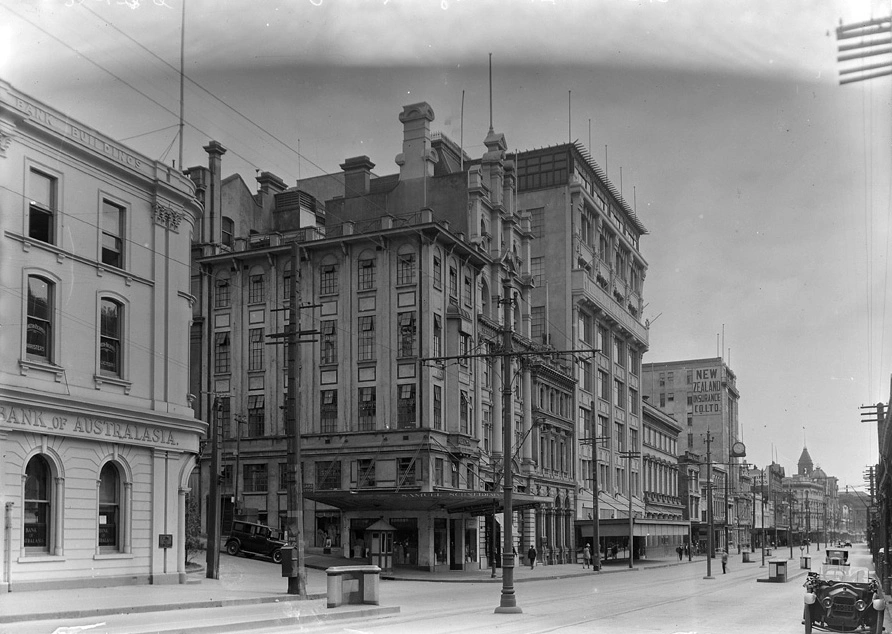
[691,367,722,415]
[0,403,179,448]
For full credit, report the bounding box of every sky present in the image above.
[2,0,890,491]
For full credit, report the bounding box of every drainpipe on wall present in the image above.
[4,502,13,591]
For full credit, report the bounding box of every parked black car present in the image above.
[803,553,885,633]
[225,521,287,563]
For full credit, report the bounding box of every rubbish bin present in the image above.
[800,555,811,570]
[281,546,299,578]
[742,552,752,563]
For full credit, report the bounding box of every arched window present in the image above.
[99,462,121,551]
[24,455,51,552]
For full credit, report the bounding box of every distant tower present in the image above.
[798,446,814,477]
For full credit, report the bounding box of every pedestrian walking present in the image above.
[676,545,682,561]
[528,545,537,569]
[721,550,728,574]
[583,543,591,568]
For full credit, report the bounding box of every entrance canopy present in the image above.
[304,489,553,515]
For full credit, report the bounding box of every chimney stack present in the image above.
[395,102,436,181]
[203,140,227,245]
[339,156,375,197]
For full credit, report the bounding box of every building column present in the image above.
[521,363,533,465]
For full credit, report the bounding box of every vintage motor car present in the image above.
[803,552,885,633]
[225,520,287,563]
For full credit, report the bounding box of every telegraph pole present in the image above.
[580,431,608,571]
[206,395,221,579]
[703,431,715,579]
[495,280,521,614]
[620,450,640,569]
[284,241,306,596]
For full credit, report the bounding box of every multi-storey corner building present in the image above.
[641,357,741,551]
[0,82,203,591]
[190,102,588,571]
[513,142,659,561]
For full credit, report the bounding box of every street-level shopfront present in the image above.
[0,396,203,591]
[306,489,551,571]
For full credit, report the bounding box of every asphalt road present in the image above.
[6,548,866,634]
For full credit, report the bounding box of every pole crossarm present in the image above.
[420,347,599,364]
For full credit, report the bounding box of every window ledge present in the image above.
[20,359,64,381]
[18,555,65,563]
[93,374,132,395]
[94,552,133,560]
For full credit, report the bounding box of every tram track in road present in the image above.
[280,560,785,634]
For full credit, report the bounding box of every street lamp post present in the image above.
[761,469,766,567]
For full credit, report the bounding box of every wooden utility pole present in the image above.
[284,241,306,596]
[704,431,715,579]
[495,280,521,614]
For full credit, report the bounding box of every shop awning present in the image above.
[576,518,692,538]
[303,488,553,515]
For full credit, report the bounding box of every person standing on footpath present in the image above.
[583,543,591,568]
[676,545,682,561]
[528,545,537,569]
[721,550,729,574]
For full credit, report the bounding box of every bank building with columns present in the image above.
[0,82,204,591]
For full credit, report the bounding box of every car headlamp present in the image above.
[856,600,867,611]
[822,597,833,610]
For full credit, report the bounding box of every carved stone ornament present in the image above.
[152,203,185,230]
[0,129,15,158]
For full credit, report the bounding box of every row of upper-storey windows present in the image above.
[27,168,127,269]
[25,274,125,378]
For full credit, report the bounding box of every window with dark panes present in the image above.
[316,460,341,490]
[529,207,544,238]
[219,397,231,439]
[243,463,268,493]
[320,263,338,295]
[248,328,264,371]
[451,461,459,488]
[448,265,458,298]
[99,298,123,377]
[397,253,416,285]
[397,457,416,486]
[221,217,234,247]
[358,316,375,361]
[614,379,625,409]
[26,276,53,363]
[98,462,120,550]
[432,314,442,357]
[24,455,51,551]
[214,332,230,373]
[434,458,444,486]
[597,369,609,400]
[614,338,624,367]
[320,320,337,364]
[433,385,442,430]
[357,459,375,487]
[463,274,472,306]
[247,395,264,436]
[248,274,265,303]
[215,278,231,308]
[28,168,55,244]
[358,387,376,431]
[531,257,545,287]
[458,332,469,367]
[101,200,124,268]
[433,253,442,289]
[397,384,416,428]
[321,389,338,433]
[397,312,416,357]
[358,257,376,290]
[278,463,287,490]
[460,391,469,434]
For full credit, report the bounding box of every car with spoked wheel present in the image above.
[803,550,885,633]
